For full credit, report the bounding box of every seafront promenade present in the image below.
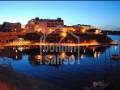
[0,41,118,47]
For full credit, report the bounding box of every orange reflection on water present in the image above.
[60,52,66,59]
[2,40,100,47]
[80,54,84,59]
[94,51,101,59]
[80,40,99,46]
[46,55,54,60]
[35,55,42,60]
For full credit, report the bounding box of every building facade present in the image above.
[0,25,2,31]
[1,22,21,32]
[25,17,64,34]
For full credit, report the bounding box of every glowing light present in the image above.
[84,49,86,53]
[61,32,67,37]
[71,28,75,32]
[97,52,101,58]
[48,55,53,59]
[14,28,17,31]
[35,55,42,60]
[81,29,86,33]
[95,30,101,34]
[49,28,52,32]
[4,40,100,47]
[94,52,100,58]
[10,40,31,46]
[80,54,84,59]
[15,56,18,59]
[60,52,66,59]
[47,28,53,34]
[47,55,53,60]
[19,38,24,41]
[94,52,97,58]
[94,51,101,58]
[34,25,42,32]
[18,47,24,52]
[15,50,18,53]
[36,28,42,32]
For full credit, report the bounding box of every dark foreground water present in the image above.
[0,35,120,90]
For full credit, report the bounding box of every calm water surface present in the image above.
[0,35,120,90]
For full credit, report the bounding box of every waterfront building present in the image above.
[1,22,21,32]
[24,17,102,35]
[61,25,100,34]
[0,25,2,31]
[0,22,21,42]
[25,17,64,34]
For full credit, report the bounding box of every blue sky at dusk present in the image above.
[0,1,120,30]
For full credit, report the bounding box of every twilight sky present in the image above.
[0,1,120,30]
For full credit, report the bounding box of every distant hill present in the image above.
[102,30,120,35]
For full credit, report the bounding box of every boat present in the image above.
[111,54,120,60]
[83,81,110,90]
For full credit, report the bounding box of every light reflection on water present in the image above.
[0,35,120,90]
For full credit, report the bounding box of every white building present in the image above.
[25,17,64,34]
